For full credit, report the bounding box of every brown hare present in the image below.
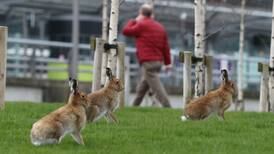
[181,69,237,121]
[86,67,124,123]
[30,78,88,146]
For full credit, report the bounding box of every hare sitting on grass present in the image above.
[30,78,88,146]
[181,69,237,121]
[86,67,124,123]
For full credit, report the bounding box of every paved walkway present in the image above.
[127,93,259,112]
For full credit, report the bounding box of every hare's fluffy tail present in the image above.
[180,115,189,122]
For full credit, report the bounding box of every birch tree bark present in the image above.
[106,0,119,79]
[194,0,206,97]
[269,0,274,112]
[236,0,246,111]
[101,0,109,86]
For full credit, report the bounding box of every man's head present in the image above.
[139,4,153,17]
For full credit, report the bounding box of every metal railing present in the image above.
[6,38,268,91]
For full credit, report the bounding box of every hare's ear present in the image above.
[106,67,113,80]
[221,69,228,83]
[68,77,73,91]
[69,77,78,94]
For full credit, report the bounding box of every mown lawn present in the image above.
[0,103,274,154]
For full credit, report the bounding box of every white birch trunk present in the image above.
[183,52,192,107]
[194,0,206,97]
[117,42,125,107]
[101,0,109,86]
[106,0,119,79]
[0,26,7,110]
[259,63,269,112]
[92,38,105,92]
[269,0,274,112]
[236,0,246,111]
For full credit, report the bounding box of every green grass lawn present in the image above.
[1,103,274,154]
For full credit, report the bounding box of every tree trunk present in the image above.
[117,42,125,107]
[101,0,109,86]
[269,0,274,112]
[69,0,79,79]
[92,38,105,92]
[194,0,206,97]
[0,26,7,110]
[236,0,246,111]
[259,63,270,112]
[183,52,192,107]
[106,0,119,78]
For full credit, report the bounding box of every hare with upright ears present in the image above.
[181,69,237,121]
[86,67,124,123]
[30,78,88,146]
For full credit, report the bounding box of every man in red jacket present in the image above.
[122,4,172,108]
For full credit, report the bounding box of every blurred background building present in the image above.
[0,0,272,103]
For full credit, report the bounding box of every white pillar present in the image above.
[236,0,246,111]
[69,0,79,79]
[183,52,192,107]
[92,38,105,92]
[0,26,7,109]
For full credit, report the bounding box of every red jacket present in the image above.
[122,17,171,65]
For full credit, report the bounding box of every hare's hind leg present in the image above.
[217,110,225,120]
[44,138,59,145]
[87,105,100,122]
[71,131,85,145]
[106,112,118,123]
[218,103,230,120]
